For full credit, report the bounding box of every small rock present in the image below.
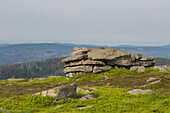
[78,94,98,100]
[89,88,98,91]
[130,66,146,72]
[76,78,82,81]
[29,79,34,82]
[103,75,109,80]
[78,106,92,109]
[140,79,161,88]
[27,89,33,90]
[38,78,47,80]
[149,80,161,85]
[146,77,159,82]
[128,89,155,95]
[107,83,111,85]
[54,105,62,109]
[0,107,7,110]
[76,87,90,94]
[48,76,62,78]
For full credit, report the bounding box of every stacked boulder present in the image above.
[62,47,156,77]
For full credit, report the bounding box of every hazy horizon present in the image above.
[0,0,170,46]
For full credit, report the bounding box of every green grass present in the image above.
[0,68,170,112]
[0,86,169,113]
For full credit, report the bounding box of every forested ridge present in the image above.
[0,57,65,79]
[0,57,169,79]
[155,57,170,65]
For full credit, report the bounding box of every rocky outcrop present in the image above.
[62,47,156,77]
[33,83,77,101]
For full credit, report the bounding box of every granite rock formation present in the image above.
[62,47,156,77]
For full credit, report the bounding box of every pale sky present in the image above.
[0,0,170,46]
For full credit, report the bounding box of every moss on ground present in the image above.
[0,68,169,112]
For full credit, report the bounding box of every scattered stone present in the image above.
[0,107,7,110]
[54,105,63,109]
[7,78,26,81]
[1,82,5,84]
[29,79,34,82]
[103,75,109,80]
[89,88,98,91]
[130,66,146,72]
[76,78,82,81]
[27,89,33,90]
[48,76,62,78]
[38,78,47,80]
[78,106,92,109]
[78,94,98,100]
[128,89,155,95]
[146,77,159,82]
[76,87,90,94]
[149,80,161,85]
[107,83,111,85]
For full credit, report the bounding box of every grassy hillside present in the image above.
[0,69,169,113]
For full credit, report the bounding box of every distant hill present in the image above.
[0,43,170,66]
[0,57,65,80]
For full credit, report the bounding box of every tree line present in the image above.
[0,57,65,79]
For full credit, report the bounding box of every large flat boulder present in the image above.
[65,60,105,67]
[62,54,88,63]
[64,66,93,73]
[128,89,154,95]
[88,48,131,60]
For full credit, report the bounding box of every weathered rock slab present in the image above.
[127,89,155,95]
[62,54,87,63]
[93,65,112,73]
[65,60,105,67]
[88,48,131,60]
[64,66,93,73]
